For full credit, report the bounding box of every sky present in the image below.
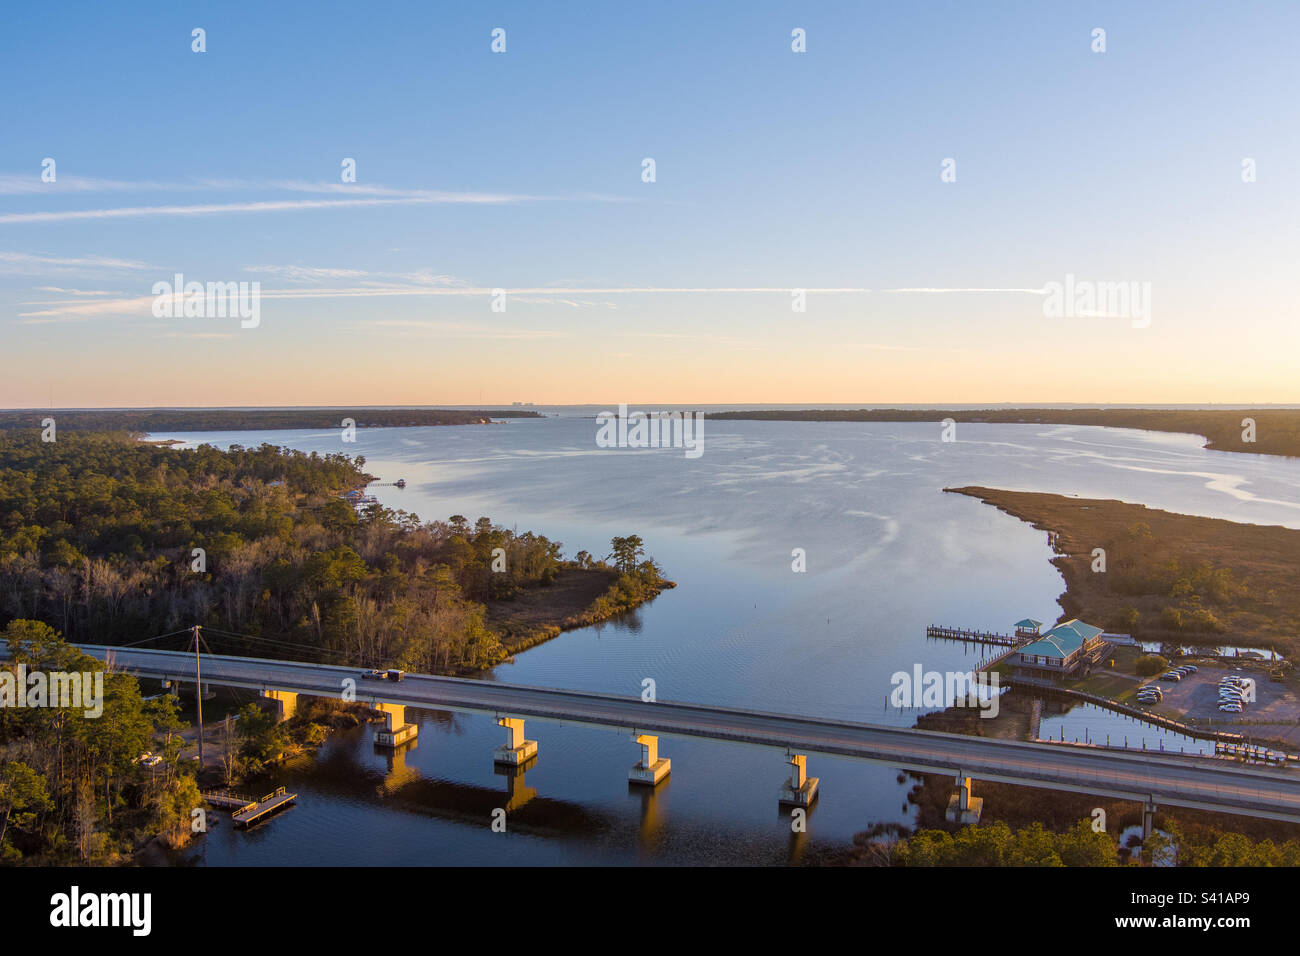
[1,1,1297,407]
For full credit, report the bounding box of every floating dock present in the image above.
[203,787,297,828]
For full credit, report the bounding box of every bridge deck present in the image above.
[37,643,1300,826]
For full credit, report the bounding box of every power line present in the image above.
[197,626,352,661]
[116,627,195,648]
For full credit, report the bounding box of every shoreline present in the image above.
[706,407,1300,459]
[945,485,1300,658]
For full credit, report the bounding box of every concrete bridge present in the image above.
[58,644,1300,827]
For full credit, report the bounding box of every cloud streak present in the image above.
[0,251,151,270]
[0,193,547,225]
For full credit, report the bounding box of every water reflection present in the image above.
[161,417,1300,865]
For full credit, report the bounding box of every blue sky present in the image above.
[2,1,1297,405]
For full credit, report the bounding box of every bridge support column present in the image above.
[494,717,537,766]
[259,689,298,723]
[778,753,819,808]
[374,702,417,747]
[945,774,983,824]
[628,734,671,786]
[1142,799,1157,843]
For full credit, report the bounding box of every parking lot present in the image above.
[1135,661,1299,724]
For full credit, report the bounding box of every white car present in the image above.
[1219,703,1243,713]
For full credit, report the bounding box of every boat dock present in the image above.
[926,624,1024,647]
[203,787,297,828]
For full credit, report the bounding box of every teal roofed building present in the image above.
[1014,618,1043,638]
[1013,619,1109,682]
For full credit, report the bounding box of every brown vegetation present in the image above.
[947,486,1300,658]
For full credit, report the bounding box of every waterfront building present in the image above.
[1012,619,1108,681]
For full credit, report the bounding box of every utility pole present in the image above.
[193,625,204,771]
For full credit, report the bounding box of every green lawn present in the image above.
[1072,670,1143,700]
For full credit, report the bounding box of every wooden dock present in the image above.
[202,790,253,810]
[203,787,297,828]
[926,624,1024,647]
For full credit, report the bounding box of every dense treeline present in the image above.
[882,817,1300,866]
[0,432,669,673]
[1,620,199,864]
[707,408,1300,458]
[0,408,542,433]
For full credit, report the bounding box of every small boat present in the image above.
[395,479,406,488]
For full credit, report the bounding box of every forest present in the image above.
[0,430,670,673]
[0,407,542,433]
[887,817,1300,867]
[0,428,670,863]
[0,618,199,864]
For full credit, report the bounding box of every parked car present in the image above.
[1219,703,1243,713]
[1159,672,1182,682]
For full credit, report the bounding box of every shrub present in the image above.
[1135,654,1168,677]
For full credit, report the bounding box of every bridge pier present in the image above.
[945,774,983,824]
[259,689,298,723]
[494,717,538,766]
[628,734,671,786]
[374,702,418,747]
[778,753,819,808]
[1142,799,1157,843]
[168,678,213,700]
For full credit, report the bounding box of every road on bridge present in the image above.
[56,644,1300,825]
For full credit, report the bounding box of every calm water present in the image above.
[157,414,1300,864]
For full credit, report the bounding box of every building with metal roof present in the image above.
[1013,619,1109,681]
